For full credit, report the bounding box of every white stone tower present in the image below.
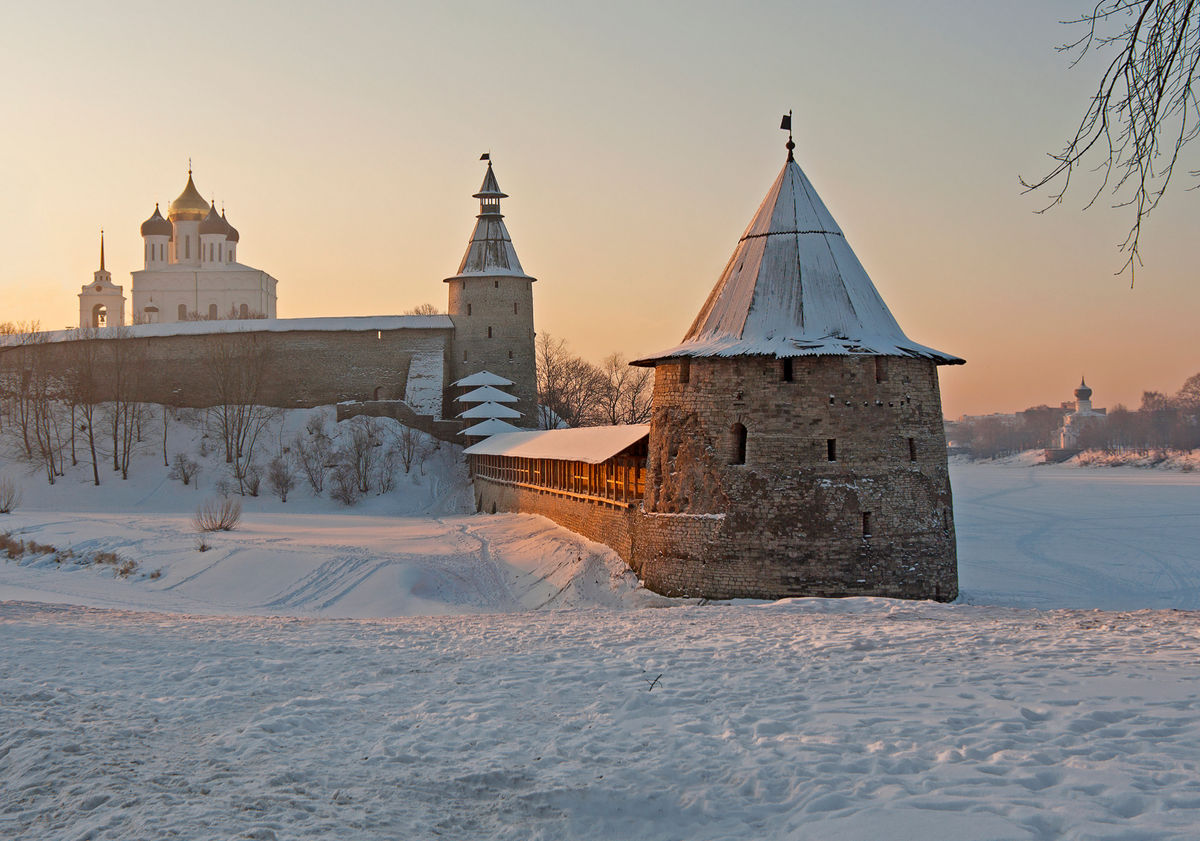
[445,156,537,424]
[78,232,125,328]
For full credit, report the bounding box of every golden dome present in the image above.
[168,172,210,222]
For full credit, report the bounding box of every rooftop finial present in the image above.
[188,157,192,176]
[99,229,105,271]
[781,111,795,161]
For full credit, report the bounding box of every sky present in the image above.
[1,0,1197,419]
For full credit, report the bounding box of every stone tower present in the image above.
[78,232,125,328]
[631,137,965,602]
[445,157,537,425]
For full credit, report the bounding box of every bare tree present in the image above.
[404,303,442,315]
[536,333,604,428]
[267,454,297,502]
[204,334,277,494]
[64,330,104,486]
[595,353,655,425]
[339,416,381,494]
[395,424,424,473]
[1023,1,1200,281]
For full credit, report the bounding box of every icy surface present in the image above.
[401,347,445,417]
[464,424,650,464]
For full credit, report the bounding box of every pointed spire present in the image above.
[99,229,105,271]
[445,156,534,282]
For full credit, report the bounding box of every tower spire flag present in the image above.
[781,111,795,161]
[480,152,490,161]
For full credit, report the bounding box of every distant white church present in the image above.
[79,169,278,327]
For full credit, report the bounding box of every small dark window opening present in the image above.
[862,511,872,537]
[731,423,747,465]
[513,302,518,315]
[875,357,887,383]
[467,303,472,316]
[494,280,500,289]
[827,439,837,461]
[782,358,793,382]
[829,395,835,405]
[908,437,917,461]
[487,326,493,338]
[508,350,513,360]
[463,349,468,361]
[679,360,690,384]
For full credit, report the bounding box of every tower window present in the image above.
[782,358,793,382]
[467,303,472,316]
[679,360,690,384]
[862,512,872,537]
[731,423,747,465]
[508,350,513,359]
[514,302,518,315]
[827,439,837,461]
[494,280,499,289]
[908,437,917,461]
[487,326,493,338]
[875,357,887,383]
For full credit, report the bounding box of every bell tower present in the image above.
[445,155,537,425]
[78,231,125,328]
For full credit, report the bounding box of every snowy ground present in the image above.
[3,423,1200,839]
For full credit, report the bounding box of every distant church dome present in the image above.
[1075,377,1093,401]
[199,204,229,236]
[168,171,210,221]
[140,204,171,237]
[222,210,239,243]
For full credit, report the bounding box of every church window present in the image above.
[178,304,187,320]
[487,326,493,338]
[781,358,793,382]
[862,512,872,537]
[827,438,837,461]
[731,423,747,465]
[185,237,190,259]
[208,303,218,320]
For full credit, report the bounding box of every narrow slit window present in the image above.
[875,357,887,383]
[467,303,472,316]
[487,326,493,338]
[679,360,690,384]
[731,423,747,465]
[908,437,917,461]
[827,439,837,461]
[508,350,513,359]
[463,349,468,361]
[494,280,500,289]
[862,512,872,537]
[513,302,518,314]
[782,358,794,382]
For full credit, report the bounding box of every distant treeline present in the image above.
[949,373,1200,459]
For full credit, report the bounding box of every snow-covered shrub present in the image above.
[294,430,333,495]
[329,465,359,506]
[339,417,381,494]
[0,475,19,514]
[169,453,200,486]
[267,455,296,503]
[193,498,242,532]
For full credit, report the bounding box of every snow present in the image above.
[0,314,454,347]
[463,424,650,464]
[456,384,519,403]
[633,157,961,366]
[458,401,522,419]
[401,347,446,417]
[459,418,523,437]
[452,370,514,388]
[4,424,1200,839]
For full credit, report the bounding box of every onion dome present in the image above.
[222,210,239,243]
[199,203,228,236]
[140,203,172,237]
[168,171,210,221]
[1075,377,1093,401]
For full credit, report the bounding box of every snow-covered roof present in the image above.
[0,315,454,348]
[458,401,523,419]
[463,424,650,464]
[452,370,514,388]
[445,161,536,283]
[459,418,523,437]
[633,154,962,367]
[456,385,519,404]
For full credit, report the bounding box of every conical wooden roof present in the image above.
[634,154,961,366]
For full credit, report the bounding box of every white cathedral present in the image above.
[78,169,278,327]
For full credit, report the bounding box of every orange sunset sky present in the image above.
[2,1,1197,419]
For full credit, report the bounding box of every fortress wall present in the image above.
[0,326,453,413]
[473,479,638,559]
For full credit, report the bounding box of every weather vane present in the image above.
[780,111,794,160]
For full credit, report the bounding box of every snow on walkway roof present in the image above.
[0,315,453,348]
[464,424,650,464]
[456,385,519,404]
[633,152,962,367]
[458,401,522,419]
[452,370,514,387]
